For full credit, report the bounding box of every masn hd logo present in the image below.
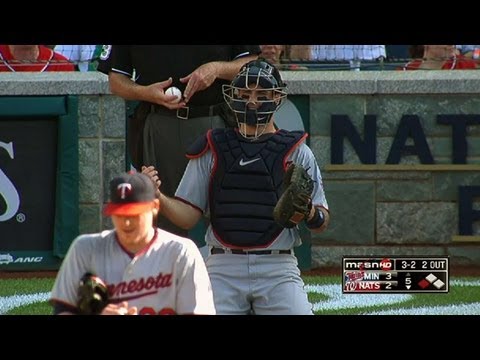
[344,258,392,271]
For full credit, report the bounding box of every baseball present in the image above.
[165,86,182,102]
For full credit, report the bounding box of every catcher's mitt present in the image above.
[273,163,314,228]
[77,273,109,315]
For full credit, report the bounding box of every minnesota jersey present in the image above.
[50,228,215,315]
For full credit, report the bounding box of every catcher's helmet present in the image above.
[222,59,287,138]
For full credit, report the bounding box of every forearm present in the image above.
[212,54,258,81]
[109,72,151,102]
[159,194,202,230]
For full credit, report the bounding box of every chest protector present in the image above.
[207,128,307,248]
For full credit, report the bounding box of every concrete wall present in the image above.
[2,70,479,267]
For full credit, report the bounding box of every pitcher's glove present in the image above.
[273,163,314,228]
[77,273,109,315]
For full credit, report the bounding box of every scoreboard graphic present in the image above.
[342,256,449,293]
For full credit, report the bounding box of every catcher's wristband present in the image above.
[306,207,325,229]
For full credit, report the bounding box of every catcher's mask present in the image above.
[222,59,287,139]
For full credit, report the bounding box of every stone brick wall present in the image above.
[77,94,126,234]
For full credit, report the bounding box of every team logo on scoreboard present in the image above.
[344,268,382,292]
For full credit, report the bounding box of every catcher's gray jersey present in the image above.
[50,228,215,315]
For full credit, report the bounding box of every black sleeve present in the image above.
[96,45,112,75]
[233,45,261,59]
[109,45,134,77]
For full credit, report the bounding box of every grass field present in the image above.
[1,276,479,315]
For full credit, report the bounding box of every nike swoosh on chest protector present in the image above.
[239,158,261,166]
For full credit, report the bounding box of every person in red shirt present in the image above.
[403,45,477,70]
[0,45,75,72]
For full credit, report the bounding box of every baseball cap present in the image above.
[104,172,156,216]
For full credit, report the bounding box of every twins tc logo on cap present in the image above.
[104,172,156,216]
[117,183,132,199]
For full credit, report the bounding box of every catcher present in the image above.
[142,59,329,315]
[49,172,215,315]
